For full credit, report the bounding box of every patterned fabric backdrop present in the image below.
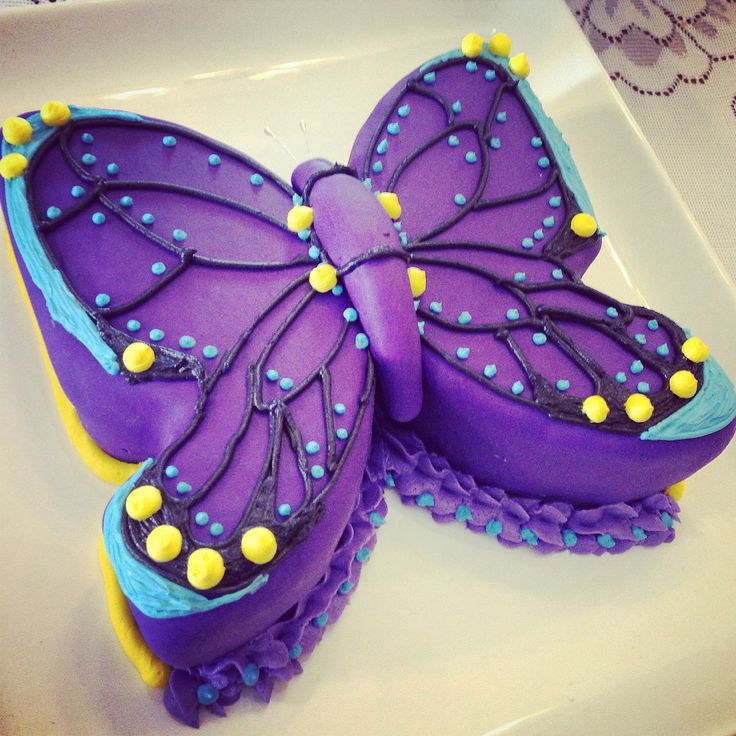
[566,0,736,280]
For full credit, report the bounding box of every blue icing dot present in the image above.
[162,135,176,147]
[552,268,564,280]
[543,216,555,228]
[141,213,155,225]
[485,519,502,536]
[454,193,466,206]
[106,162,119,175]
[556,379,570,391]
[398,104,410,117]
[429,301,442,314]
[151,261,166,275]
[631,525,647,541]
[81,132,94,144]
[417,321,425,335]
[279,377,294,390]
[369,511,385,527]
[250,173,264,186]
[289,644,303,658]
[490,137,501,149]
[343,307,358,322]
[91,212,106,225]
[606,306,619,318]
[266,368,278,381]
[355,333,369,350]
[242,662,259,687]
[362,178,372,189]
[332,284,344,296]
[149,328,164,341]
[531,136,543,148]
[355,546,370,563]
[496,111,506,122]
[81,153,96,165]
[312,612,329,628]
[176,481,192,494]
[95,293,110,307]
[506,308,520,321]
[538,156,550,169]
[637,381,650,393]
[451,100,462,113]
[385,472,395,487]
[305,440,319,455]
[387,122,400,135]
[457,311,472,324]
[376,138,388,154]
[308,245,320,259]
[465,60,478,72]
[394,221,402,231]
[483,364,497,379]
[119,195,133,207]
[292,193,303,205]
[455,504,473,522]
[71,186,85,198]
[648,319,659,330]
[634,333,647,345]
[203,345,218,359]
[195,511,209,526]
[165,465,178,478]
[656,343,669,357]
[615,372,627,383]
[520,527,538,546]
[399,232,408,247]
[597,533,615,549]
[126,319,141,332]
[563,529,578,547]
[310,465,325,479]
[336,427,348,440]
[46,206,61,219]
[630,360,644,374]
[465,151,477,164]
[456,347,470,360]
[334,403,346,415]
[210,522,224,537]
[179,335,196,349]
[447,135,459,147]
[278,503,292,517]
[549,196,562,207]
[416,492,434,507]
[532,332,547,346]
[423,71,436,84]
[521,237,534,249]
[196,684,218,705]
[208,153,221,166]
[660,511,674,528]
[172,228,187,242]
[513,272,526,282]
[484,69,496,81]
[511,380,524,395]
[372,160,383,173]
[533,228,544,241]
[299,229,312,241]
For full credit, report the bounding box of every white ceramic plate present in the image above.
[1,1,734,735]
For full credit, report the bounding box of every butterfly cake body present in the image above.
[2,31,735,726]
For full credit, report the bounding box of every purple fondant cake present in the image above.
[1,31,734,726]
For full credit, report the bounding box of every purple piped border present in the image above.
[164,457,387,727]
[374,419,679,555]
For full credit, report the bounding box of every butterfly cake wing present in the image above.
[349,42,736,553]
[1,106,384,723]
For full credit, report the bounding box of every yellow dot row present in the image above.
[461,32,529,79]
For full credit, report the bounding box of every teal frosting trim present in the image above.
[419,48,596,217]
[641,358,736,440]
[103,460,269,619]
[2,106,144,375]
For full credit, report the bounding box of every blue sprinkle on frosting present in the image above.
[126,319,141,332]
[343,307,358,322]
[71,186,85,198]
[634,333,647,345]
[372,160,383,173]
[91,212,106,225]
[387,122,400,135]
[398,104,410,117]
[532,332,547,345]
[485,519,502,536]
[615,372,627,383]
[334,403,346,415]
[369,511,385,527]
[195,511,209,526]
[521,237,534,249]
[176,482,192,494]
[416,492,434,507]
[305,440,319,455]
[637,381,650,393]
[250,173,264,186]
[355,333,369,350]
[606,306,619,318]
[162,135,176,147]
[556,379,570,391]
[279,377,294,390]
[632,525,647,541]
[549,196,561,207]
[81,132,94,144]
[496,111,506,123]
[81,153,96,166]
[308,245,320,259]
[538,156,550,169]
[648,319,659,330]
[465,151,477,164]
[466,61,477,72]
[119,195,133,207]
[490,137,501,149]
[630,360,644,374]
[597,533,615,549]
[456,347,470,360]
[484,69,496,81]
[310,465,325,479]
[656,344,669,357]
[533,228,544,241]
[552,268,564,280]
[451,100,462,113]
[543,216,555,228]
[660,511,673,528]
[289,643,303,657]
[336,427,348,440]
[151,261,166,275]
[455,504,473,522]
[447,135,459,147]
[506,308,520,321]
[531,136,543,148]
[95,293,110,307]
[208,153,221,166]
[563,529,578,547]
[457,311,471,324]
[202,345,218,359]
[165,465,178,478]
[511,380,524,395]
[376,138,388,154]
[483,364,497,379]
[196,684,218,705]
[106,162,119,176]
[429,301,442,314]
[521,527,538,546]
[179,335,195,349]
[423,71,436,84]
[299,229,312,242]
[210,522,223,537]
[513,272,526,282]
[46,206,61,219]
[172,228,187,242]
[332,284,344,296]
[278,503,292,517]
[142,213,155,225]
[266,368,278,381]
[454,193,466,206]
[242,662,259,686]
[355,547,370,562]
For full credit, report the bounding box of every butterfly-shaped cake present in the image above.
[2,32,734,727]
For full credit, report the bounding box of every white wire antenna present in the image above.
[298,119,312,157]
[263,126,297,162]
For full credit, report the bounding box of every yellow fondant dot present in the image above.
[407,266,427,298]
[377,191,401,220]
[146,525,182,563]
[287,204,314,232]
[461,32,485,58]
[508,52,530,79]
[581,395,609,423]
[665,480,686,501]
[309,263,338,293]
[40,100,71,127]
[241,526,278,565]
[571,213,598,238]
[0,152,28,180]
[187,548,225,590]
[681,336,709,363]
[122,342,155,373]
[488,32,511,57]
[3,116,33,146]
[669,370,698,399]
[625,393,654,423]
[125,485,163,521]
